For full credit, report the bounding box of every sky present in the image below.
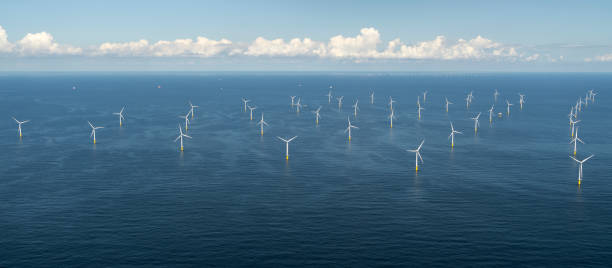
[1,0,611,71]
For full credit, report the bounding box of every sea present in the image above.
[1,72,611,267]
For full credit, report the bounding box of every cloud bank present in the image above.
[0,25,588,63]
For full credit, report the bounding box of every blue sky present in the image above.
[1,0,611,71]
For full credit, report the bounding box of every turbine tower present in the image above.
[277,136,297,160]
[407,140,425,171]
[113,107,125,126]
[570,155,594,185]
[174,124,191,151]
[12,117,30,138]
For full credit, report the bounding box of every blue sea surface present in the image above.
[1,72,611,267]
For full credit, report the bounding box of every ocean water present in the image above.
[1,72,611,267]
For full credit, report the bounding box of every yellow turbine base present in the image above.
[120,122,122,127]
[286,156,289,160]
[578,179,581,185]
[415,166,418,171]
[349,136,351,141]
[574,151,576,155]
[93,139,96,144]
[19,134,22,137]
[260,131,263,136]
[181,146,184,151]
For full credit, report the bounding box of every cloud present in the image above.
[244,37,324,57]
[586,54,612,62]
[245,28,526,61]
[0,24,541,62]
[0,26,14,53]
[17,32,82,55]
[96,37,233,57]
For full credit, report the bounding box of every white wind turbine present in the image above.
[471,112,481,134]
[389,97,396,111]
[326,91,332,104]
[423,90,428,103]
[506,100,513,116]
[257,113,269,136]
[407,140,425,172]
[295,98,303,114]
[277,136,297,160]
[352,99,359,117]
[12,117,30,138]
[417,103,425,120]
[313,106,321,125]
[174,124,191,151]
[494,89,500,103]
[570,154,594,186]
[179,111,191,131]
[248,105,257,120]
[445,97,453,113]
[570,118,580,137]
[88,121,104,144]
[189,101,199,118]
[370,91,374,104]
[290,96,296,107]
[449,122,462,148]
[345,117,358,141]
[570,127,584,156]
[113,107,125,126]
[466,91,474,109]
[242,98,250,112]
[518,94,525,110]
[337,96,344,109]
[488,105,495,124]
[389,109,396,128]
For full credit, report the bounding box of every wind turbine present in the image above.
[295,98,303,114]
[179,111,191,131]
[570,118,580,137]
[257,113,269,136]
[570,154,594,185]
[518,94,525,110]
[326,91,332,104]
[248,105,257,120]
[570,127,584,156]
[88,121,104,144]
[277,136,297,160]
[290,96,296,107]
[189,101,199,118]
[466,91,474,109]
[488,105,495,124]
[242,98,250,112]
[445,97,453,113]
[449,122,462,148]
[417,103,425,120]
[506,100,513,116]
[370,91,374,104]
[471,112,481,134]
[113,107,125,126]
[352,99,359,117]
[345,117,358,141]
[174,124,191,151]
[389,109,396,128]
[337,96,344,109]
[407,140,425,171]
[12,117,30,138]
[494,89,500,103]
[423,91,428,103]
[389,97,396,111]
[313,106,321,125]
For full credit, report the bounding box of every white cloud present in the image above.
[17,32,82,55]
[0,26,14,53]
[0,24,542,62]
[593,54,612,62]
[245,37,324,57]
[96,37,233,57]
[245,28,527,61]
